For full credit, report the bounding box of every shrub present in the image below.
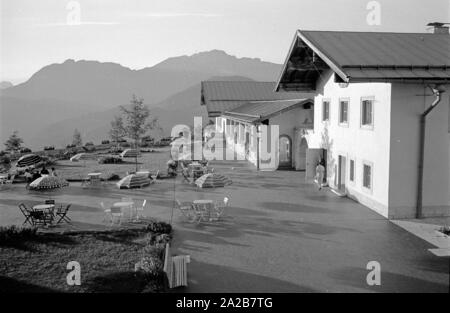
[0,225,38,244]
[439,225,450,236]
[143,233,171,249]
[146,220,172,235]
[105,173,121,181]
[135,256,163,276]
[98,156,123,164]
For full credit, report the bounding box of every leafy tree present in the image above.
[4,131,23,152]
[120,95,159,171]
[109,116,126,146]
[72,129,82,146]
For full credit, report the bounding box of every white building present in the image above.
[201,81,314,170]
[275,28,450,219]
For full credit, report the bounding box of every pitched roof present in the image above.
[223,99,312,123]
[277,30,450,87]
[201,81,311,117]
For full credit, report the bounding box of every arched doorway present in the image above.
[298,137,308,171]
[278,135,292,169]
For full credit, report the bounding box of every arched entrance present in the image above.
[278,135,292,169]
[298,137,308,171]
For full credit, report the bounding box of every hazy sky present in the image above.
[1,0,449,84]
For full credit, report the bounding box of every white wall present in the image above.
[306,71,392,217]
[389,84,450,218]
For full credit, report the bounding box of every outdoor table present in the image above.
[192,200,214,222]
[33,204,55,211]
[33,204,56,221]
[112,201,135,220]
[86,173,102,186]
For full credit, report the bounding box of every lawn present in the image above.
[0,222,172,293]
[53,148,171,181]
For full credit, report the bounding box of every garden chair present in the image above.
[181,168,192,184]
[110,207,123,226]
[56,204,71,224]
[101,201,112,223]
[136,199,146,220]
[150,170,160,182]
[45,199,55,205]
[18,203,34,226]
[175,199,195,222]
[163,243,190,289]
[191,202,211,224]
[30,210,54,227]
[212,196,230,221]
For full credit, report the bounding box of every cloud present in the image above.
[36,21,119,27]
[145,12,221,18]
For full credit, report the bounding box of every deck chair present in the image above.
[18,203,34,226]
[56,204,71,224]
[213,196,230,221]
[175,199,195,222]
[163,243,190,289]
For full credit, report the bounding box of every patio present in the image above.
[0,159,448,292]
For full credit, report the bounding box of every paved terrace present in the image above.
[0,160,448,292]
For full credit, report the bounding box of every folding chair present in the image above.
[136,199,146,220]
[101,201,112,223]
[175,199,195,222]
[18,203,34,226]
[213,196,230,221]
[192,203,210,224]
[56,204,71,224]
[110,207,123,226]
[30,210,53,227]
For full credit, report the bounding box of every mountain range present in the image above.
[0,50,282,149]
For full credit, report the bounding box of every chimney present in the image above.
[427,22,450,34]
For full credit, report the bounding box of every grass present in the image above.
[53,148,170,181]
[0,223,172,293]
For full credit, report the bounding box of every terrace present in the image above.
[0,149,449,292]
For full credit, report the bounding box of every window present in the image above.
[349,159,355,182]
[363,163,372,190]
[322,99,330,122]
[361,98,374,127]
[339,99,349,125]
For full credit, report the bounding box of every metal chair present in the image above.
[136,199,146,220]
[56,204,71,224]
[18,203,34,226]
[175,199,195,222]
[101,201,112,223]
[213,196,230,221]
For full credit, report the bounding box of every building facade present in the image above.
[276,29,450,219]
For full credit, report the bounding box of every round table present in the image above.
[33,204,55,211]
[113,201,135,220]
[192,200,214,222]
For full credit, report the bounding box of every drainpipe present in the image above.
[256,124,260,170]
[416,85,445,219]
